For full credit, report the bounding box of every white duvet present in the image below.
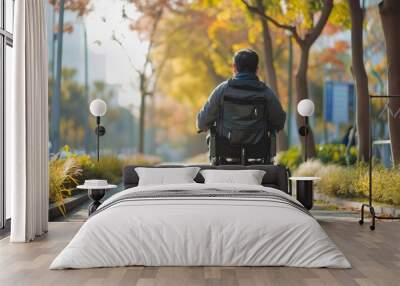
[50,183,351,269]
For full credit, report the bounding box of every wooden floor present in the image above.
[0,220,399,286]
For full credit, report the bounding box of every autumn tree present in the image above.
[119,0,186,154]
[151,2,240,128]
[242,0,338,158]
[241,0,288,151]
[122,10,162,155]
[152,4,228,144]
[379,0,400,165]
[153,0,288,136]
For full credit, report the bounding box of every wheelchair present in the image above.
[207,95,276,166]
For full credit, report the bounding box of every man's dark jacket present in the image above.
[196,72,286,132]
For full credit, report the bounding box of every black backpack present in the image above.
[217,82,269,146]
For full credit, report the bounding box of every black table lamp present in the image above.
[297,99,315,162]
[89,99,107,161]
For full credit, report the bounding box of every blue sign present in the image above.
[324,81,355,124]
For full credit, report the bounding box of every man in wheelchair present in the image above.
[196,49,286,165]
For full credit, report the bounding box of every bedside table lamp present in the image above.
[297,99,315,162]
[90,99,107,161]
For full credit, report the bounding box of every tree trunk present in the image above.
[256,0,288,151]
[291,0,333,159]
[349,0,369,162]
[83,23,90,153]
[379,0,400,166]
[50,0,65,153]
[286,36,294,147]
[257,4,278,94]
[295,45,316,158]
[138,91,146,154]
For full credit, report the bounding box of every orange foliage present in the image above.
[49,0,93,17]
[49,0,92,34]
[127,0,186,40]
[323,22,343,35]
[317,40,349,70]
[54,22,74,33]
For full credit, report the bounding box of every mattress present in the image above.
[50,183,351,269]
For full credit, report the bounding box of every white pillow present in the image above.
[135,167,200,186]
[200,169,266,185]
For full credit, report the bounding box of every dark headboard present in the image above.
[123,164,290,194]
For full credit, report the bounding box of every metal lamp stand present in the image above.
[299,116,309,162]
[94,116,106,162]
[359,95,400,230]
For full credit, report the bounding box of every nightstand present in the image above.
[289,177,320,210]
[77,181,117,215]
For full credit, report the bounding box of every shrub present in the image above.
[276,144,358,170]
[354,165,400,205]
[307,162,400,206]
[276,142,400,206]
[275,147,302,170]
[316,144,358,165]
[316,164,357,198]
[49,157,82,216]
[294,160,359,198]
[124,154,162,166]
[52,146,162,187]
[293,159,324,177]
[49,146,164,215]
[80,155,124,184]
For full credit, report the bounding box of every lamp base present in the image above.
[359,203,400,231]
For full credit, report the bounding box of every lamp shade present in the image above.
[90,99,107,117]
[297,99,315,117]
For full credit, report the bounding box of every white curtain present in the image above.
[8,0,49,242]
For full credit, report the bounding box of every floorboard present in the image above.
[0,220,399,286]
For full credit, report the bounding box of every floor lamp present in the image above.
[359,94,400,230]
[89,99,107,161]
[297,99,315,162]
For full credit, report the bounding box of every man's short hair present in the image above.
[233,49,259,73]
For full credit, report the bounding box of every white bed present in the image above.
[50,183,351,269]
